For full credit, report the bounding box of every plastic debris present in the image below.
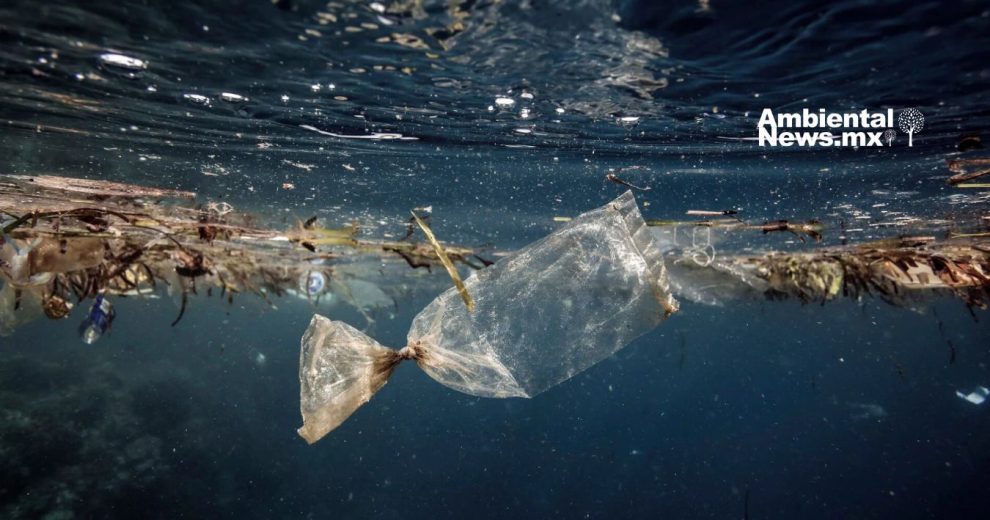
[220,92,247,103]
[956,386,989,405]
[664,237,990,309]
[79,294,114,344]
[297,191,678,443]
[298,271,327,297]
[98,53,147,71]
[0,174,486,336]
[183,93,211,106]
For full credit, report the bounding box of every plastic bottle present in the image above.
[298,271,327,297]
[79,294,114,344]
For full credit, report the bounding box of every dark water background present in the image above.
[1,0,990,518]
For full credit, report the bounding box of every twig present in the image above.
[411,211,475,312]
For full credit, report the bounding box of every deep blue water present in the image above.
[1,0,990,518]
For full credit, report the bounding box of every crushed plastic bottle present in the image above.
[297,191,677,443]
[79,294,114,345]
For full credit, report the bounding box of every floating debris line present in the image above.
[0,175,487,335]
[948,158,990,185]
[742,243,989,307]
[2,175,989,337]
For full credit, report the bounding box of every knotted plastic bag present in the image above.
[298,191,678,443]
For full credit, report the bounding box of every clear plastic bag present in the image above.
[298,191,677,443]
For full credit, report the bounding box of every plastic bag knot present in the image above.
[397,342,426,361]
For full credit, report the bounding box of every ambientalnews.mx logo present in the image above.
[757,108,924,147]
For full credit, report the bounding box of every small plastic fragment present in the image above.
[220,92,247,103]
[956,386,989,405]
[98,53,147,70]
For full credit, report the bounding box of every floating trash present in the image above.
[220,92,247,103]
[297,192,678,443]
[298,271,327,297]
[0,174,488,336]
[183,93,210,105]
[494,97,515,108]
[79,294,114,345]
[956,386,989,405]
[2,173,989,343]
[947,158,990,185]
[98,53,147,71]
[299,124,417,140]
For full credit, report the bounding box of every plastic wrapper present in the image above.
[298,191,677,443]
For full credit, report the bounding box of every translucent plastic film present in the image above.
[407,190,676,397]
[298,191,676,443]
[297,316,402,444]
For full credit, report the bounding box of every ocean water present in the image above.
[1,0,990,518]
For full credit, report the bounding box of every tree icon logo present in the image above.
[898,108,924,147]
[883,129,896,146]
